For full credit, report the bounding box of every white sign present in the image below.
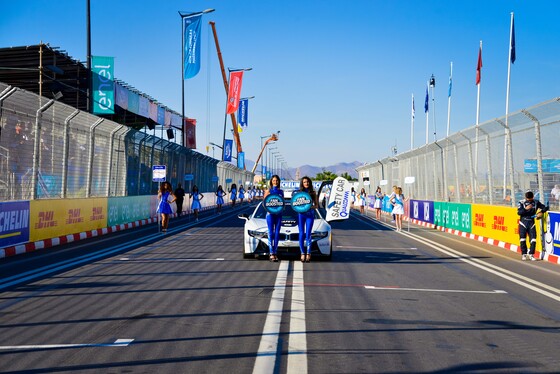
[325,177,352,222]
[379,179,388,186]
[152,165,166,182]
[404,176,416,184]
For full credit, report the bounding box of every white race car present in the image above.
[238,201,332,260]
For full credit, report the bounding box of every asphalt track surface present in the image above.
[1,204,560,373]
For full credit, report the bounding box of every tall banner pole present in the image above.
[446,62,452,137]
[475,41,482,178]
[410,93,415,150]
[503,12,515,200]
[425,82,429,145]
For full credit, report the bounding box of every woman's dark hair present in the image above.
[192,185,198,192]
[269,175,280,188]
[299,176,314,193]
[231,183,237,189]
[160,182,171,193]
[217,185,223,192]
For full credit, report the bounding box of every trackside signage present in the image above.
[326,177,352,222]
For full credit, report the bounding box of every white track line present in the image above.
[288,260,308,373]
[253,261,289,374]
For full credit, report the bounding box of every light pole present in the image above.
[267,147,277,178]
[429,74,436,141]
[271,151,280,176]
[222,67,252,161]
[259,130,280,176]
[180,8,215,146]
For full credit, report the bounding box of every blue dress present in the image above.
[216,190,225,205]
[230,188,237,201]
[191,192,202,210]
[157,191,173,214]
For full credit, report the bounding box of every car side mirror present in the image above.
[238,213,249,220]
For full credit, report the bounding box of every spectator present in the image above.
[174,183,186,216]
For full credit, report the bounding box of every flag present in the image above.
[223,139,233,162]
[424,86,429,113]
[476,45,483,85]
[226,71,244,114]
[510,14,516,64]
[238,98,248,127]
[184,118,197,149]
[183,15,202,79]
[412,95,415,119]
[448,70,452,97]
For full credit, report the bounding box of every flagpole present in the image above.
[446,62,452,137]
[475,40,482,182]
[503,12,514,201]
[411,93,414,149]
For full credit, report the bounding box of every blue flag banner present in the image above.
[424,86,429,113]
[184,15,202,79]
[224,139,233,162]
[510,15,516,64]
[92,56,115,114]
[262,165,267,176]
[238,99,248,127]
[237,151,245,169]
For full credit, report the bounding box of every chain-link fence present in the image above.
[357,97,560,209]
[0,82,253,201]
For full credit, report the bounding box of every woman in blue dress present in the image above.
[263,175,283,262]
[157,181,176,233]
[238,185,246,205]
[298,176,318,263]
[229,183,237,208]
[190,185,204,221]
[215,185,225,214]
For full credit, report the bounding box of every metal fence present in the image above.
[357,97,560,208]
[0,82,253,201]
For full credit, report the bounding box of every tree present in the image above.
[314,169,338,181]
[340,172,357,181]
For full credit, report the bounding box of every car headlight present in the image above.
[248,230,268,239]
[311,231,329,239]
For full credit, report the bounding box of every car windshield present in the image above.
[252,201,322,220]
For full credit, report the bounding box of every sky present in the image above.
[2,1,560,169]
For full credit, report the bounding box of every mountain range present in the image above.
[243,160,362,180]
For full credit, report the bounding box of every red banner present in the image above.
[226,71,244,114]
[184,118,196,149]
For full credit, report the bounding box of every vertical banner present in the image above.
[238,99,248,127]
[183,15,202,79]
[237,151,245,169]
[223,139,233,162]
[184,118,197,149]
[226,71,244,114]
[262,165,267,176]
[92,56,115,114]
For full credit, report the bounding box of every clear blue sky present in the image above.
[2,1,560,168]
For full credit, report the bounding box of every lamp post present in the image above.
[267,146,277,178]
[271,150,280,176]
[259,130,280,176]
[180,8,215,147]
[222,67,252,161]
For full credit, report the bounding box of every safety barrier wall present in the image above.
[356,97,560,209]
[0,82,253,202]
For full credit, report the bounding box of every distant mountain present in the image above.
[243,160,362,180]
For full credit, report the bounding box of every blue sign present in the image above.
[238,99,248,127]
[224,139,233,162]
[264,194,284,215]
[410,200,434,224]
[0,201,30,247]
[184,174,194,181]
[183,14,202,79]
[211,176,219,182]
[91,56,114,114]
[226,178,233,183]
[524,159,560,173]
[152,165,166,182]
[238,151,245,169]
[291,191,313,213]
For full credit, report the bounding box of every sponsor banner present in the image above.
[107,196,152,227]
[544,212,560,256]
[30,199,108,242]
[226,71,244,114]
[138,96,149,118]
[410,200,434,224]
[184,118,196,149]
[471,204,520,247]
[326,177,352,222]
[157,106,165,126]
[223,139,233,162]
[264,194,284,215]
[0,201,30,247]
[238,99,248,127]
[291,191,312,213]
[127,90,139,115]
[183,14,202,79]
[524,159,560,174]
[433,202,471,233]
[237,151,245,169]
[92,56,115,114]
[115,82,128,110]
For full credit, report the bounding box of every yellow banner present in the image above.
[471,204,542,249]
[30,198,108,242]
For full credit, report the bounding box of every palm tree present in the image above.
[314,170,338,181]
[340,172,357,181]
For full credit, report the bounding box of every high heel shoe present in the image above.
[300,254,306,263]
[270,254,278,262]
[305,254,311,263]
